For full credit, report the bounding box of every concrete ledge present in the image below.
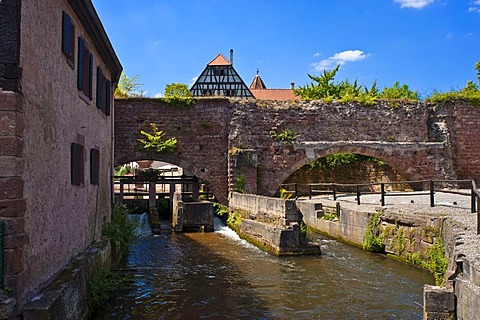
[23,239,116,320]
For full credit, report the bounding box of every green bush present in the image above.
[362,211,385,253]
[102,204,136,254]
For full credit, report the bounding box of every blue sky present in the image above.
[92,0,480,98]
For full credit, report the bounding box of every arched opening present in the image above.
[277,152,413,198]
[114,159,215,230]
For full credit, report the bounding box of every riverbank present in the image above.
[298,191,480,319]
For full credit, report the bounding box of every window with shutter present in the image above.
[96,66,103,109]
[71,143,84,185]
[90,148,100,185]
[77,37,93,100]
[105,79,111,116]
[62,11,75,67]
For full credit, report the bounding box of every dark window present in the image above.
[96,66,111,116]
[71,143,84,185]
[62,11,75,67]
[90,148,100,185]
[105,79,111,116]
[77,37,93,99]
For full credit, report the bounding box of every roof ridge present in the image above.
[207,53,231,66]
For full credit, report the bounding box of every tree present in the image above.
[114,72,145,98]
[164,83,191,97]
[476,60,480,83]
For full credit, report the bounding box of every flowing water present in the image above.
[96,218,433,319]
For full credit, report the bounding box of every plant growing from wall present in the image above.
[362,211,385,253]
[234,173,246,193]
[294,64,419,103]
[87,269,126,313]
[102,204,136,254]
[138,123,177,153]
[160,96,196,108]
[322,212,337,221]
[425,238,448,286]
[426,60,480,106]
[279,188,293,199]
[272,128,299,145]
[226,209,247,231]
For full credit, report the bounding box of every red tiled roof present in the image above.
[207,53,231,66]
[250,89,298,101]
[250,75,267,90]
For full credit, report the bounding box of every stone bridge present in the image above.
[114,98,480,204]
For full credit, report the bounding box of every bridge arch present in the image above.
[115,150,226,204]
[267,144,431,197]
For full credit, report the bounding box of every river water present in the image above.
[96,219,433,319]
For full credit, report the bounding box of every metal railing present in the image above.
[282,179,480,235]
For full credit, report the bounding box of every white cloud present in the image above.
[313,52,321,57]
[153,92,163,98]
[394,0,434,9]
[312,50,369,71]
[469,0,480,13]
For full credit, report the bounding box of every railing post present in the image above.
[294,183,298,198]
[119,180,124,205]
[356,185,361,205]
[471,181,476,213]
[430,180,435,207]
[332,183,337,201]
[309,184,312,200]
[381,183,385,207]
[477,196,480,235]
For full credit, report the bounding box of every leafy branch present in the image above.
[138,123,177,153]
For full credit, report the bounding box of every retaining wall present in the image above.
[228,193,319,255]
[297,198,480,319]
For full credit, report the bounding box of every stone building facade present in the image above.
[0,0,121,316]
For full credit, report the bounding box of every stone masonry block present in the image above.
[0,156,23,177]
[0,111,24,135]
[0,178,23,199]
[0,199,26,218]
[4,248,24,275]
[424,285,455,314]
[4,233,28,250]
[0,136,23,156]
[0,91,22,111]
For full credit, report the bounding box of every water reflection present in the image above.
[95,222,433,319]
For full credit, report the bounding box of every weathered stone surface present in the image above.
[23,239,117,320]
[115,99,480,202]
[424,285,455,319]
[229,193,319,255]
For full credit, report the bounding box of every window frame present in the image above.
[62,11,75,68]
[71,142,85,186]
[77,37,93,100]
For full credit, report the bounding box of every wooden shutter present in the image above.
[96,66,103,109]
[62,12,71,56]
[90,149,100,185]
[105,79,111,116]
[88,53,93,100]
[77,38,85,90]
[71,143,84,185]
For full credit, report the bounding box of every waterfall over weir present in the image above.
[128,213,153,237]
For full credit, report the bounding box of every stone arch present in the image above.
[115,150,226,204]
[266,145,428,197]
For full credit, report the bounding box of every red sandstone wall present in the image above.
[451,103,480,183]
[114,98,231,203]
[228,100,453,195]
